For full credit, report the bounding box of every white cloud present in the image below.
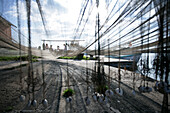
[4,0,142,51]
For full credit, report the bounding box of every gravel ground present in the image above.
[0,57,169,113]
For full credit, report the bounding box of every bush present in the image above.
[58,55,91,60]
[97,85,108,94]
[5,106,13,112]
[63,88,74,97]
[0,55,40,61]
[58,56,76,59]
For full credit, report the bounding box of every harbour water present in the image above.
[106,53,170,83]
[137,53,170,82]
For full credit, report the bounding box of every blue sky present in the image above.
[0,0,87,49]
[0,0,113,48]
[0,0,158,50]
[0,0,115,49]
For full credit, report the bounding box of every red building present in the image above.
[0,16,16,40]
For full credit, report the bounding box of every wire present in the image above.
[36,0,49,37]
[73,0,89,40]
[72,0,88,38]
[78,4,95,41]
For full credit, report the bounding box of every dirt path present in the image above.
[55,59,168,113]
[0,56,169,112]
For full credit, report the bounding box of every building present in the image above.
[0,16,16,40]
[0,16,22,50]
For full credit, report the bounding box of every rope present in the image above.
[16,0,23,91]
[146,2,152,86]
[26,0,35,100]
[118,1,121,91]
[73,0,89,40]
[41,49,45,99]
[140,4,145,86]
[72,0,88,38]
[86,50,89,96]
[36,0,49,37]
[108,39,111,89]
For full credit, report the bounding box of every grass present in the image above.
[58,56,93,60]
[0,55,40,62]
[58,56,76,59]
[4,106,13,112]
[63,88,74,97]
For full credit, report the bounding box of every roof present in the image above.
[0,16,16,27]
